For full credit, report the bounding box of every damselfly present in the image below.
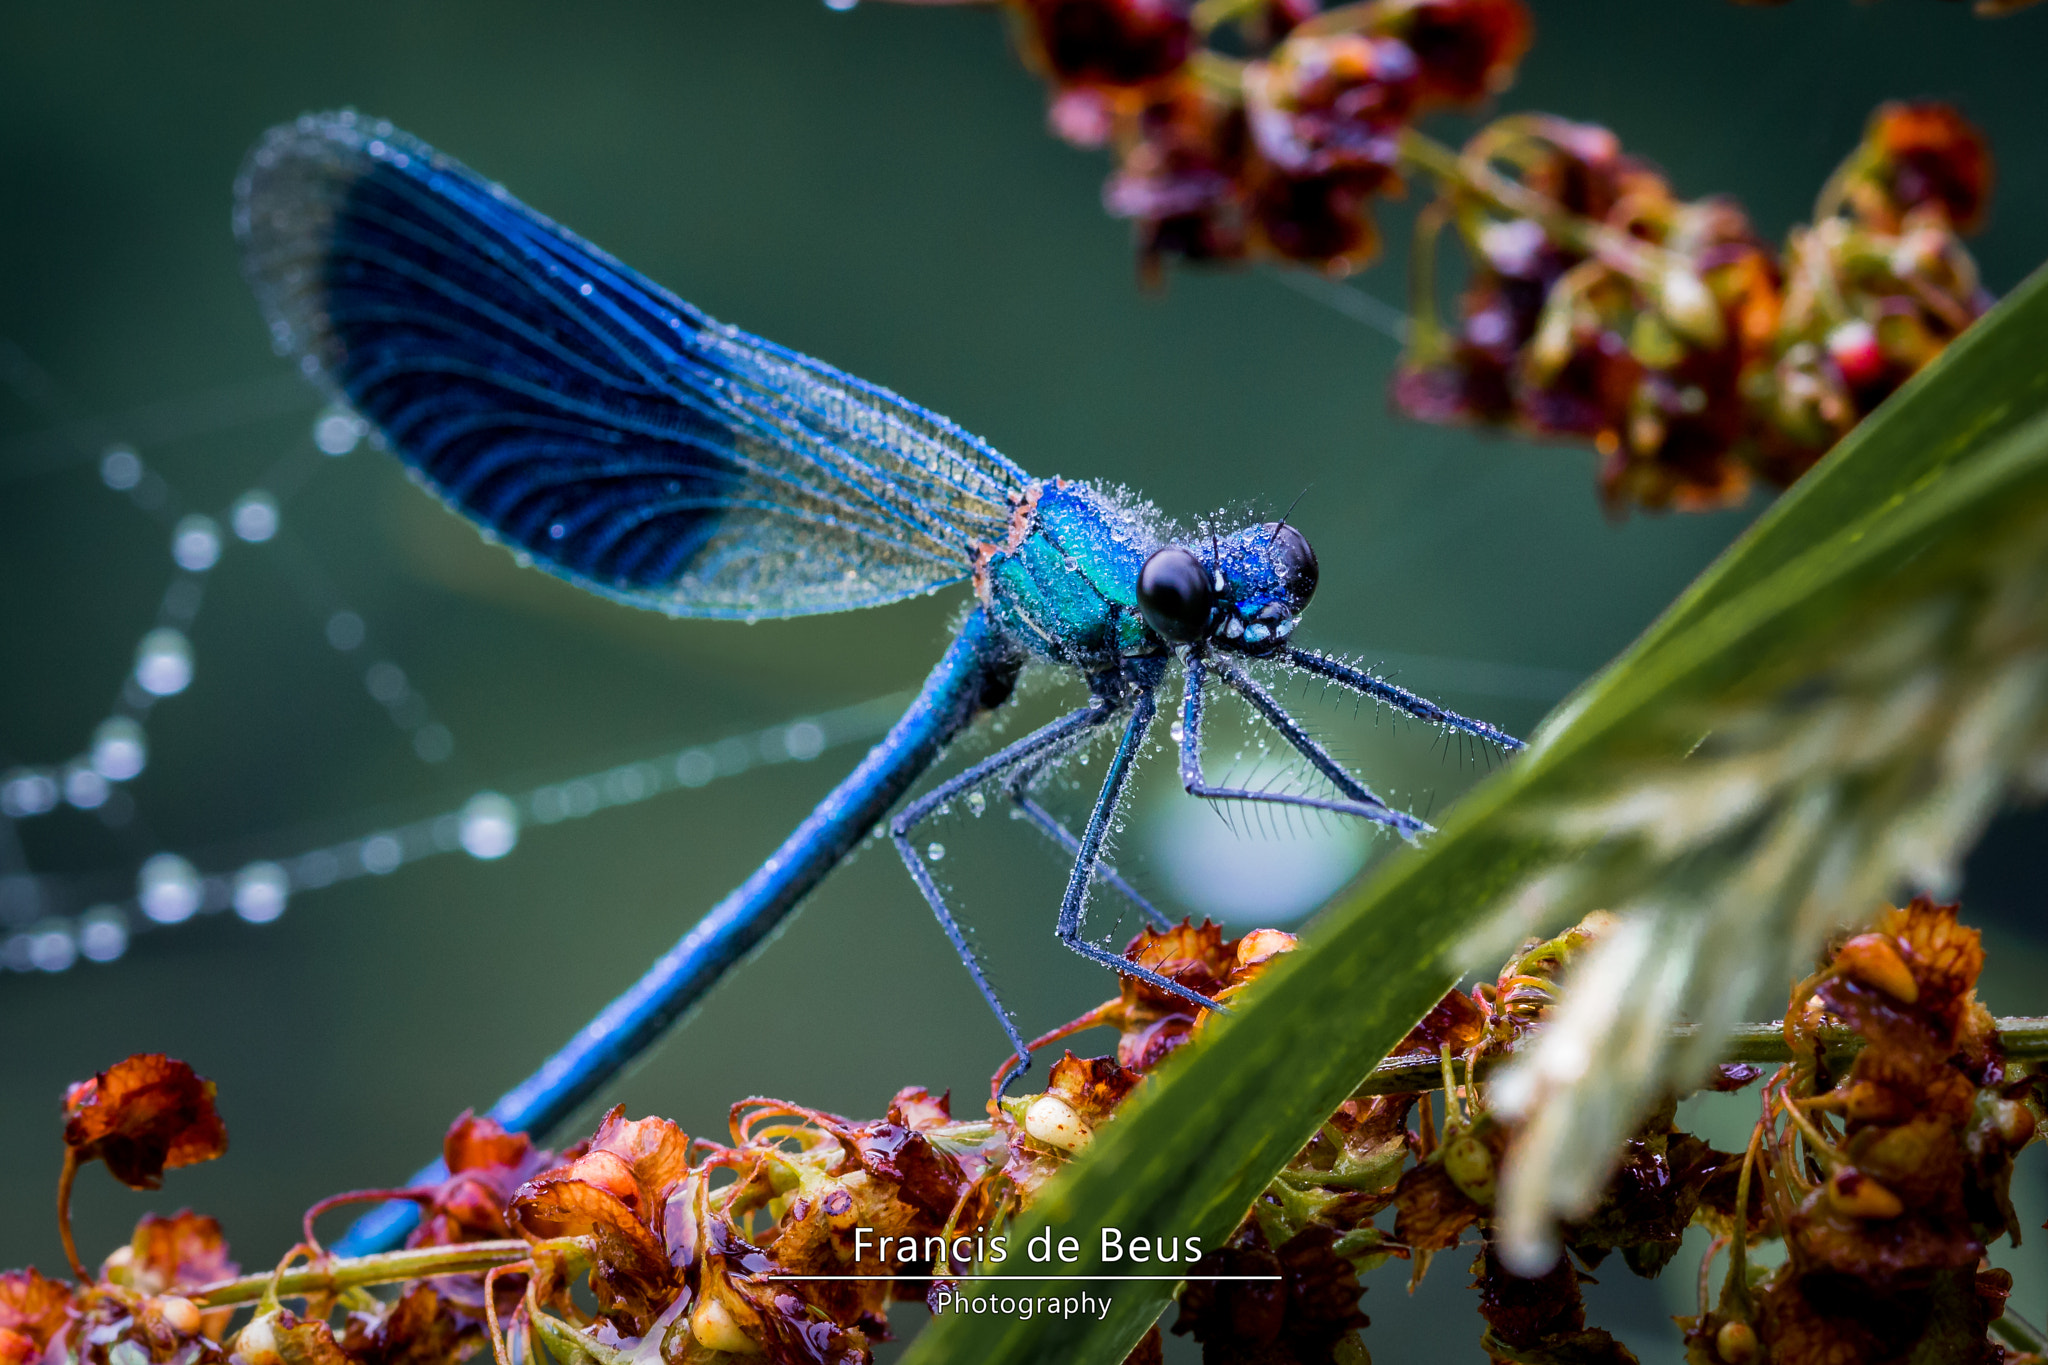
[234,111,1522,1254]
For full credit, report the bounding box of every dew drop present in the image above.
[100,446,143,490]
[27,923,76,973]
[927,842,946,862]
[172,515,222,572]
[967,791,986,817]
[0,769,59,817]
[365,661,408,703]
[1169,720,1185,743]
[360,834,403,875]
[135,628,193,697]
[784,721,826,761]
[460,793,520,860]
[63,765,109,810]
[77,906,129,963]
[413,723,454,763]
[314,406,366,456]
[232,490,280,543]
[138,853,201,924]
[233,862,290,923]
[91,717,147,781]
[325,610,365,651]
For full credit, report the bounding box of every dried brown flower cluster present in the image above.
[1007,0,1532,274]
[1682,897,2043,1365]
[910,0,2000,513]
[6,904,2041,1365]
[1397,101,1996,511]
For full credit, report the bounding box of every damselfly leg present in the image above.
[1004,761,1173,931]
[1282,648,1528,753]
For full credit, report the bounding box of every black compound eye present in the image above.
[1265,523,1318,606]
[1137,546,1215,645]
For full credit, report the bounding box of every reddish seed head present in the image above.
[1015,0,1195,89]
[1833,927,1918,1001]
[1867,101,1992,233]
[62,1054,228,1190]
[1395,0,1534,108]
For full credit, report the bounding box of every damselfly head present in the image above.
[1137,521,1318,654]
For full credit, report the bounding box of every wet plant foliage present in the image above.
[8,902,2045,1364]
[902,0,2005,512]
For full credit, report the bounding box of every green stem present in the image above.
[1351,1016,2048,1097]
[1395,128,1682,293]
[190,1241,533,1308]
[1993,1306,2048,1355]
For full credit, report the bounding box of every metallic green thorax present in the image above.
[980,480,1163,670]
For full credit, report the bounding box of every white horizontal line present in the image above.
[761,1275,1277,1282]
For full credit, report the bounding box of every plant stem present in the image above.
[1351,1016,2048,1097]
[189,1241,532,1308]
[1993,1306,2048,1355]
[1395,127,1677,290]
[55,1151,86,1282]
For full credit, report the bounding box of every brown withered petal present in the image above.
[71,1293,226,1365]
[1227,928,1297,984]
[1046,1053,1143,1127]
[442,1111,534,1176]
[1122,919,1235,1003]
[337,1285,478,1365]
[1392,1159,1483,1254]
[1015,0,1195,89]
[1705,1063,1765,1093]
[579,1107,694,1212]
[61,1055,228,1190]
[512,1153,666,1264]
[1392,0,1534,109]
[0,1271,74,1352]
[1173,1222,1368,1364]
[843,1122,969,1226]
[104,1211,237,1295]
[1387,988,1486,1063]
[884,1087,952,1131]
[1867,102,1993,234]
[1472,1239,1640,1363]
[1877,896,1984,1025]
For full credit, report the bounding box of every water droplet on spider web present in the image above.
[233,862,290,923]
[134,628,193,697]
[138,853,201,924]
[100,446,143,490]
[460,793,520,860]
[231,490,279,543]
[77,906,128,963]
[171,515,221,572]
[967,791,986,817]
[313,405,366,456]
[91,717,147,781]
[926,842,946,863]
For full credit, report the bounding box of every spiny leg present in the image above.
[892,699,1120,1087]
[1051,683,1227,1078]
[1282,647,1526,752]
[1004,756,1172,930]
[1178,649,1429,839]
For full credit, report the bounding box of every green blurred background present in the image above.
[3,2,2045,1359]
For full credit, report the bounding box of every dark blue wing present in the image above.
[234,111,1031,618]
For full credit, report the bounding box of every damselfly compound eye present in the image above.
[1137,547,1215,644]
[1264,523,1318,609]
